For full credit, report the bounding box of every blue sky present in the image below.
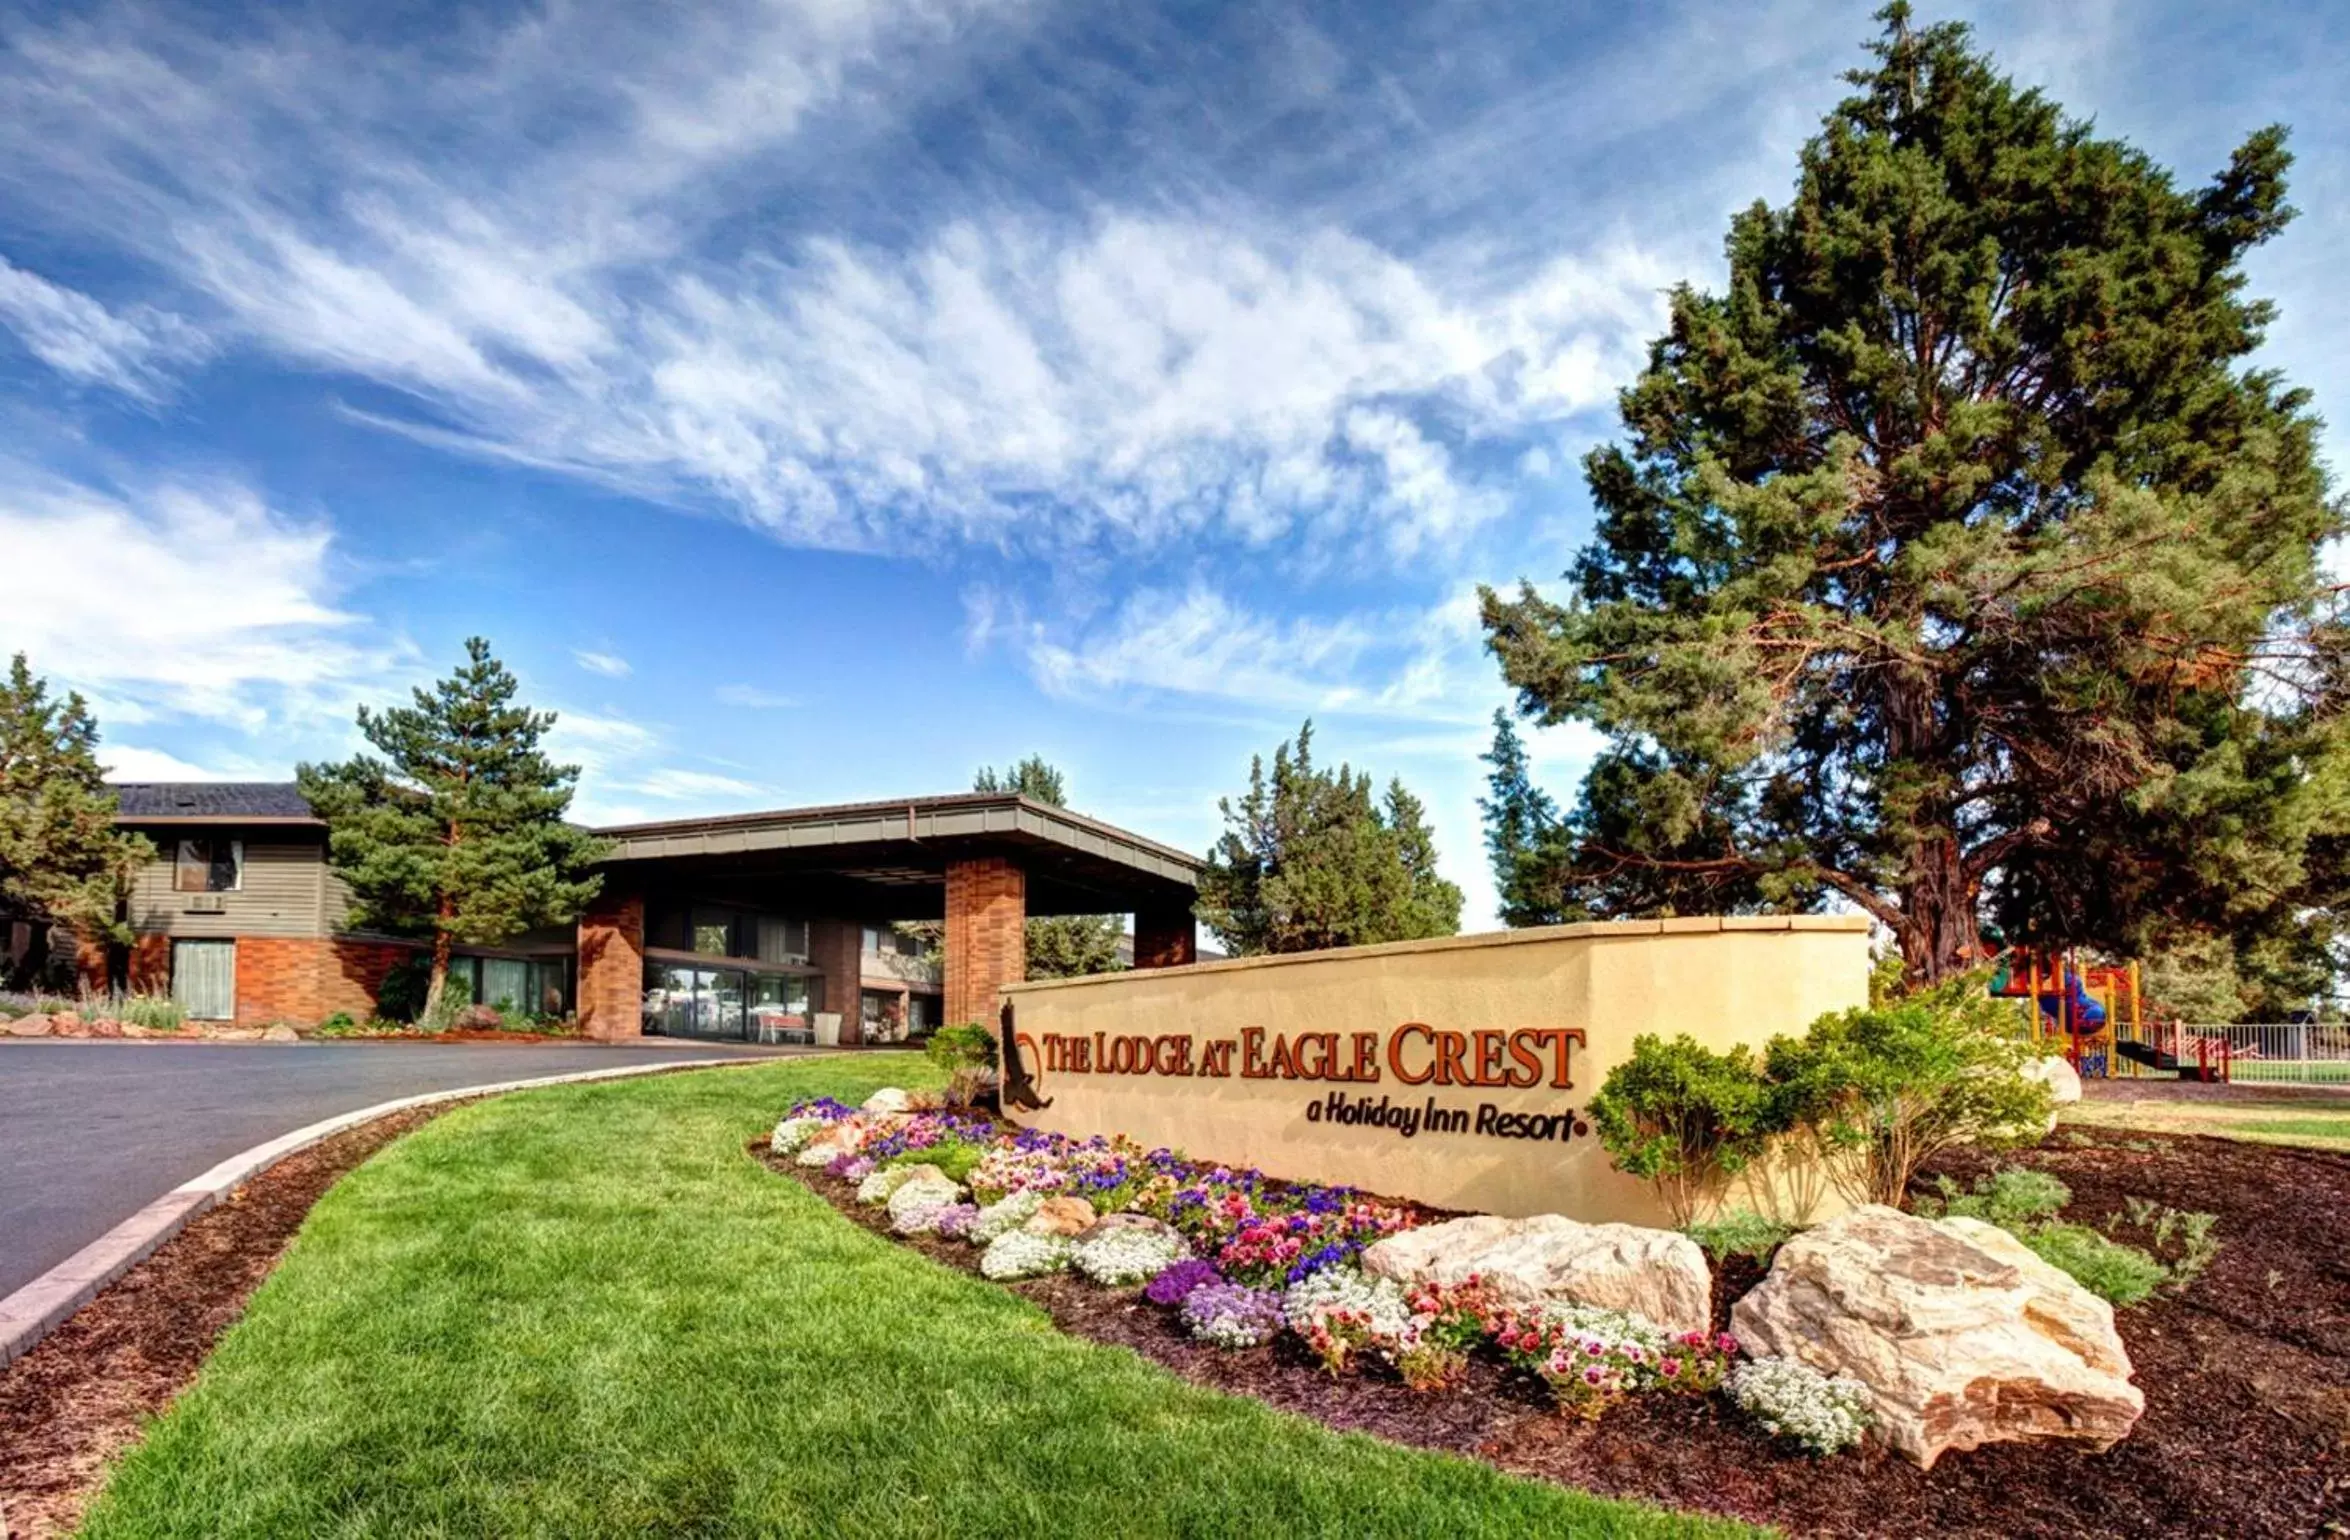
[0,0,2343,928]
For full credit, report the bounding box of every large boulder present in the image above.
[1023,1196,1099,1238]
[3,1013,52,1037]
[1731,1204,2143,1469]
[1075,1211,1181,1246]
[861,1086,913,1115]
[262,1023,300,1043]
[1361,1213,1712,1339]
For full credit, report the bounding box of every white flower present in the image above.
[968,1191,1047,1244]
[857,1165,922,1205]
[1728,1357,1875,1455]
[887,1177,964,1229]
[794,1141,843,1168]
[770,1116,828,1155]
[1280,1268,1413,1340]
[1071,1227,1188,1287]
[979,1230,1075,1281]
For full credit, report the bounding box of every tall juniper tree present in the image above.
[1481,6,2348,983]
[1198,721,1463,955]
[300,639,608,1019]
[0,654,151,988]
[1478,709,1568,927]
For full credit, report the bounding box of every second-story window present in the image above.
[173,838,244,893]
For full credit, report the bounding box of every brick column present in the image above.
[1133,904,1197,969]
[577,888,644,1041]
[809,918,864,1046]
[944,856,1025,1028]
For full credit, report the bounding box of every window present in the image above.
[755,915,808,965]
[172,939,236,1020]
[173,838,243,893]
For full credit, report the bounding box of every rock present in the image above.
[86,1017,124,1038]
[121,1022,151,1038]
[49,1011,86,1038]
[1023,1195,1099,1237]
[861,1087,913,1115]
[262,1023,300,1043]
[1730,1204,2143,1469]
[1362,1213,1712,1339]
[2029,1056,2083,1105]
[1075,1211,1181,1246]
[3,1013,51,1037]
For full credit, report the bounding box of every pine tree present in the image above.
[967,756,1124,979]
[1480,6,2348,982]
[1197,721,1463,955]
[0,654,152,987]
[1478,710,1569,927]
[299,639,609,1018]
[973,754,1068,807]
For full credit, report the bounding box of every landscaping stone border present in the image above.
[0,1057,754,1366]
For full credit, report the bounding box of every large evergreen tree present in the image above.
[299,639,608,1018]
[1481,6,2347,982]
[1198,721,1463,955]
[0,654,151,987]
[1478,709,1568,927]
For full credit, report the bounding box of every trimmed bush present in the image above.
[1587,1035,1772,1227]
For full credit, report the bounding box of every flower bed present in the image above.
[759,1093,2350,1540]
[762,1091,1791,1437]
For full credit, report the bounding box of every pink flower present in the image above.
[1660,1358,1682,1378]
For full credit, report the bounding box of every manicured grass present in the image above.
[81,1059,1752,1539]
[2063,1095,2350,1152]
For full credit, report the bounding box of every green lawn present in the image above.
[2063,1093,2350,1152]
[81,1058,1750,1539]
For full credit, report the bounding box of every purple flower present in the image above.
[932,1203,981,1240]
[1144,1258,1221,1307]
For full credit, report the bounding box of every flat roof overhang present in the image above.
[590,793,1201,921]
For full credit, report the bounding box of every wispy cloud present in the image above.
[573,648,631,678]
[0,257,205,399]
[0,465,408,730]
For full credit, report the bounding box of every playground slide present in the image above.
[2035,969,2107,1033]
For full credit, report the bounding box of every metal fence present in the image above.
[2179,1023,2350,1085]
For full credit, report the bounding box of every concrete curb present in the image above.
[0,1057,757,1368]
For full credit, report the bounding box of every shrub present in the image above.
[1180,1282,1285,1348]
[114,993,185,1030]
[978,1230,1073,1281]
[2019,1222,2169,1307]
[1144,1258,1221,1307]
[1394,1342,1469,1392]
[1765,974,2052,1208]
[886,1140,987,1185]
[1918,1168,2170,1306]
[1728,1357,1874,1455]
[315,1010,361,1036]
[2111,1198,2222,1291]
[1683,1208,1796,1265]
[375,955,430,1023]
[1072,1227,1189,1287]
[969,1190,1048,1244]
[1587,1034,1772,1226]
[926,1022,997,1074]
[1918,1167,2070,1227]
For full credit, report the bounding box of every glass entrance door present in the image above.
[642,965,750,1041]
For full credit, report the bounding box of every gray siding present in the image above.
[125,833,331,939]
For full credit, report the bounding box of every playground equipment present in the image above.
[1989,951,2229,1082]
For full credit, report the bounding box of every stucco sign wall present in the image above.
[1000,917,1871,1226]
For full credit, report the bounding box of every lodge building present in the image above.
[76,784,1202,1043]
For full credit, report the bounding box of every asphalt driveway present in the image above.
[0,1039,800,1299]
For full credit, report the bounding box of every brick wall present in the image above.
[576,888,645,1041]
[1133,905,1198,969]
[809,918,864,1046]
[235,937,413,1025]
[944,856,1025,1028]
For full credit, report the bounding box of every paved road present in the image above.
[0,1039,797,1298]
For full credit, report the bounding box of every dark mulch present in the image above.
[0,1105,452,1540]
[766,1127,2350,1539]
